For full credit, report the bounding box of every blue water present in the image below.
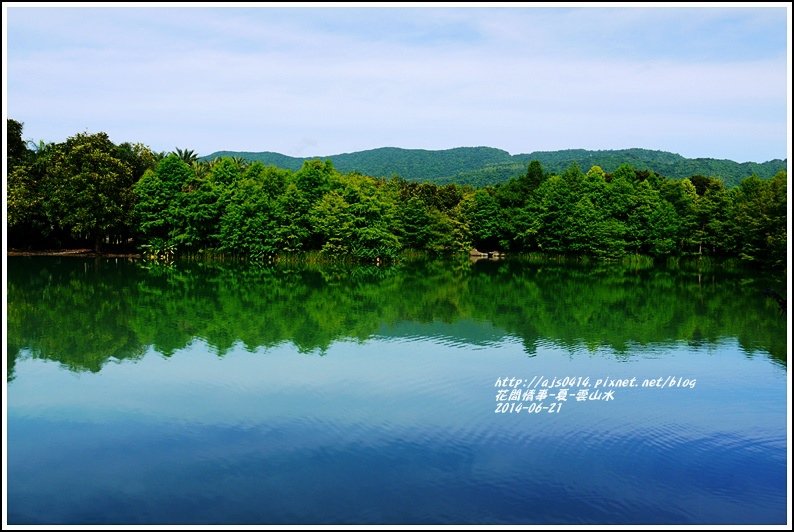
[6,257,789,524]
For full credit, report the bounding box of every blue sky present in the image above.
[4,5,790,162]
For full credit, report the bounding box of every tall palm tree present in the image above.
[231,156,249,170]
[173,147,198,165]
[192,160,211,179]
[27,139,54,154]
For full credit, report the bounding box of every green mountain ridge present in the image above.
[201,146,787,187]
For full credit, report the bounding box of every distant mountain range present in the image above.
[201,147,787,187]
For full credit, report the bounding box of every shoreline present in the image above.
[7,248,141,258]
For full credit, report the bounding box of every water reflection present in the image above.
[7,256,786,379]
[6,257,787,524]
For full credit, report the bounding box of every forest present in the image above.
[205,146,786,187]
[6,119,788,268]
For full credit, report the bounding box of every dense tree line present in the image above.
[6,120,787,267]
[8,119,156,251]
[507,148,786,188]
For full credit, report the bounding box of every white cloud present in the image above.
[5,6,788,162]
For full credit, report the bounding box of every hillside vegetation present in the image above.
[203,147,786,187]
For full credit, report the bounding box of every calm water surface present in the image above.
[6,257,788,524]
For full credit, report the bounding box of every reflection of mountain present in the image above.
[6,257,787,378]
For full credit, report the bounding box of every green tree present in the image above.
[173,147,198,165]
[295,159,335,205]
[399,196,434,249]
[8,135,57,248]
[7,119,30,170]
[209,157,242,187]
[460,189,505,250]
[310,174,402,259]
[45,132,134,251]
[171,167,227,251]
[610,163,637,183]
[533,165,595,253]
[586,165,606,181]
[729,171,787,267]
[274,182,311,252]
[525,160,546,190]
[684,176,731,256]
[117,142,156,181]
[311,190,355,254]
[219,175,281,256]
[192,160,211,179]
[645,198,681,256]
[134,155,194,246]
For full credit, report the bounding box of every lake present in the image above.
[6,256,788,524]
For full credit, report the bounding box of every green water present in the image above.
[6,256,788,524]
[7,256,786,375]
